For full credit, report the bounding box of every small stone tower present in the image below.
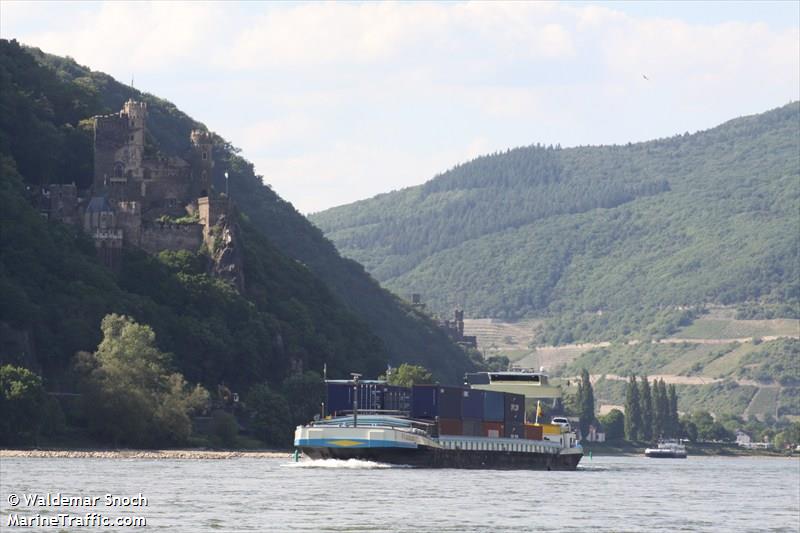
[191,129,214,198]
[122,99,147,178]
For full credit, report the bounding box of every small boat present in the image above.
[645,439,687,458]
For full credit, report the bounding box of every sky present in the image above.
[2,1,798,214]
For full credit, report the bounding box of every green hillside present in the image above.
[0,39,475,444]
[20,43,472,384]
[312,103,800,343]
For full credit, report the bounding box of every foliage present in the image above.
[599,409,625,441]
[73,314,209,447]
[312,101,800,343]
[383,363,433,387]
[684,410,734,442]
[577,368,595,437]
[738,339,800,385]
[0,364,45,444]
[245,382,293,447]
[209,410,239,448]
[639,376,653,441]
[624,375,642,441]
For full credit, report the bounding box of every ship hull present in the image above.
[644,451,687,459]
[299,445,582,470]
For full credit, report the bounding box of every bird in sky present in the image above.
[642,74,650,81]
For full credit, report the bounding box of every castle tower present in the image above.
[190,129,214,198]
[122,99,147,175]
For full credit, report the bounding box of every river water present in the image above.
[1,455,798,532]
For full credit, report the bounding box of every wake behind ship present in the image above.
[294,372,583,470]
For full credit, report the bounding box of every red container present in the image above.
[524,424,543,441]
[438,418,463,436]
[482,421,504,438]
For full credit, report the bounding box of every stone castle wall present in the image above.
[139,223,203,255]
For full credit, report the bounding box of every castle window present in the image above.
[114,163,124,178]
[202,152,208,160]
[130,135,134,141]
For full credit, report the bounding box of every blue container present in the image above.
[326,383,352,415]
[483,390,505,422]
[382,385,411,412]
[461,389,484,419]
[411,385,464,419]
[438,386,464,419]
[411,385,438,418]
[326,383,384,415]
[504,421,524,439]
[504,392,525,424]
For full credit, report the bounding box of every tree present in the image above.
[74,314,208,447]
[578,369,595,438]
[384,364,433,387]
[652,379,669,439]
[246,382,293,446]
[639,376,653,442]
[210,410,239,448]
[667,384,679,438]
[624,375,642,441]
[600,409,625,441]
[680,415,698,442]
[0,365,45,444]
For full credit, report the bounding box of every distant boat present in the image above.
[645,439,687,459]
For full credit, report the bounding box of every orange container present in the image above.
[482,421,504,438]
[524,424,543,441]
[438,418,463,436]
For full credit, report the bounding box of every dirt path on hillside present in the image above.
[587,373,764,387]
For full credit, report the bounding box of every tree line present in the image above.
[624,375,680,442]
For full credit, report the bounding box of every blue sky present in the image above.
[2,1,798,213]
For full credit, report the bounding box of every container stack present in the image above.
[461,388,483,436]
[482,390,505,437]
[325,382,411,416]
[326,382,548,442]
[504,393,525,438]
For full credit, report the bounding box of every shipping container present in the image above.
[462,418,482,437]
[482,421,504,438]
[438,418,463,436]
[524,424,543,441]
[503,392,525,424]
[411,385,437,418]
[504,421,524,439]
[439,386,464,419]
[326,383,352,414]
[461,388,484,419]
[382,385,411,413]
[326,382,384,415]
[483,390,505,422]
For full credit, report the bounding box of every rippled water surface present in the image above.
[2,455,798,532]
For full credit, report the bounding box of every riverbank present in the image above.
[0,449,291,460]
[582,441,794,458]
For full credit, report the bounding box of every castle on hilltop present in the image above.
[46,99,240,286]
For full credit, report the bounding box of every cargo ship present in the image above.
[644,439,687,458]
[293,375,583,470]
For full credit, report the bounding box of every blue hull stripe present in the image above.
[295,438,417,449]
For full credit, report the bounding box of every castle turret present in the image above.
[191,129,214,197]
[122,99,147,175]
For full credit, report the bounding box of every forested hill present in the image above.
[312,103,800,343]
[0,39,474,388]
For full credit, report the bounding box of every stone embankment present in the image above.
[0,449,290,460]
